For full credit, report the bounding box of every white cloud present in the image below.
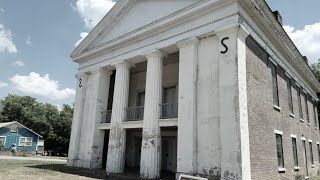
[74,0,116,29]
[25,35,32,47]
[0,81,8,88]
[0,8,5,13]
[284,22,320,64]
[75,32,89,47]
[9,72,75,100]
[13,60,25,67]
[0,24,17,53]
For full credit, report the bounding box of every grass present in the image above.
[0,160,109,180]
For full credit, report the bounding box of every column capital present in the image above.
[112,61,135,69]
[215,25,249,39]
[176,37,199,49]
[143,49,167,59]
[75,72,89,79]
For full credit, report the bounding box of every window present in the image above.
[317,144,320,163]
[19,137,32,146]
[297,87,303,119]
[276,133,284,168]
[292,137,298,167]
[0,136,5,147]
[286,77,294,114]
[315,103,318,127]
[270,62,279,107]
[302,139,309,176]
[304,93,309,123]
[309,141,314,165]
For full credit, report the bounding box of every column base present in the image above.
[176,172,221,180]
[67,159,102,169]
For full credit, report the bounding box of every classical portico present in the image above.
[68,0,256,179]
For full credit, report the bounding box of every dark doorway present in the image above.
[102,130,110,169]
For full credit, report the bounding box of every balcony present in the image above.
[160,103,178,119]
[101,110,112,123]
[126,106,144,121]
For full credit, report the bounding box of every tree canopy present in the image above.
[0,94,73,155]
[311,59,320,82]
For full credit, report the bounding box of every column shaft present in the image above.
[106,62,131,173]
[140,50,164,179]
[67,73,88,167]
[78,68,112,168]
[176,38,199,175]
[216,25,251,180]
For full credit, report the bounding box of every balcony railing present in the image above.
[126,106,144,121]
[101,110,112,123]
[160,103,178,119]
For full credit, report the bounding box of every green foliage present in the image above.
[0,94,73,154]
[311,59,320,82]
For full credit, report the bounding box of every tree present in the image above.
[311,59,320,82]
[0,94,73,155]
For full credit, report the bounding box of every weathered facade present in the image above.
[67,0,320,179]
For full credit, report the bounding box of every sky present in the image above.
[0,0,319,109]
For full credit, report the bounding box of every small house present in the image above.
[0,121,43,154]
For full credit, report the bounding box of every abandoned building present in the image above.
[67,0,320,179]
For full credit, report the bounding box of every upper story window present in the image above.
[297,87,303,120]
[19,137,33,147]
[313,102,318,128]
[270,62,279,107]
[286,77,293,115]
[304,92,309,123]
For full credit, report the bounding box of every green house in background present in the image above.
[0,121,44,154]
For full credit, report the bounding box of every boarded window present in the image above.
[297,87,303,119]
[270,63,279,107]
[292,137,298,167]
[276,134,284,168]
[310,141,314,165]
[304,93,309,123]
[286,77,293,114]
[19,137,33,147]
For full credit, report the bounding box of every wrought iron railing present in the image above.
[160,103,178,119]
[101,110,112,123]
[126,106,144,121]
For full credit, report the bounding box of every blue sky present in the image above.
[0,0,319,109]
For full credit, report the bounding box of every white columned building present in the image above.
[67,0,320,180]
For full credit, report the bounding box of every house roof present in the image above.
[0,121,43,138]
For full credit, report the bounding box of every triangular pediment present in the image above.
[71,0,203,58]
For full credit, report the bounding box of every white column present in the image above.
[106,62,131,173]
[67,72,88,167]
[176,38,199,175]
[77,68,112,169]
[140,50,165,179]
[216,25,251,180]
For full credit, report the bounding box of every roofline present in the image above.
[0,121,43,138]
[70,0,133,58]
[250,0,320,92]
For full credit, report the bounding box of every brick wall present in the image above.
[246,36,320,180]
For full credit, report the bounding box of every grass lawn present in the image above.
[0,160,109,180]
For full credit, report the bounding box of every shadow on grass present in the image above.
[27,164,175,180]
[26,164,108,179]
